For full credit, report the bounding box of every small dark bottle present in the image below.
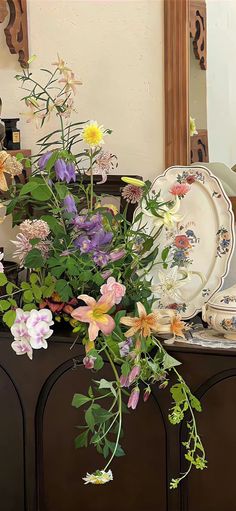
[3,118,21,150]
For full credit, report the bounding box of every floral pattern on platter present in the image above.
[156,300,187,313]
[176,170,205,187]
[221,317,236,331]
[216,227,231,257]
[167,225,200,269]
[220,295,236,304]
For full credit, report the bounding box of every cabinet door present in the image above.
[36,360,167,511]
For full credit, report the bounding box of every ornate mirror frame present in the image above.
[0,0,29,68]
[164,0,207,168]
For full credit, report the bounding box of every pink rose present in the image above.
[100,277,126,305]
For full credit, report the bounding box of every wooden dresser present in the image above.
[0,330,235,511]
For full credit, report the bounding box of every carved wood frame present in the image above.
[164,0,190,168]
[0,0,29,68]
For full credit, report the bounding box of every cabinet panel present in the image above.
[38,362,167,511]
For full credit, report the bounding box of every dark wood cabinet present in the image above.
[1,330,236,511]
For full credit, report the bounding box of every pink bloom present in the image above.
[71,293,115,342]
[83,355,96,369]
[120,374,129,387]
[128,387,140,410]
[59,71,82,94]
[11,340,33,360]
[100,277,126,305]
[128,365,141,384]
[143,387,151,402]
[92,151,118,184]
[20,219,50,240]
[109,249,126,262]
[169,183,190,197]
[122,184,143,204]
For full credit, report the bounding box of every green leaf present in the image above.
[121,361,131,376]
[163,353,181,370]
[0,299,11,312]
[41,215,65,236]
[72,393,91,409]
[161,247,170,262]
[75,430,88,449]
[29,273,39,284]
[79,270,93,282]
[94,354,104,371]
[190,395,202,412]
[170,384,185,404]
[96,378,117,398]
[92,407,114,424]
[92,273,104,286]
[19,180,39,197]
[23,303,37,311]
[55,279,73,302]
[54,182,68,199]
[23,290,34,303]
[107,440,125,457]
[3,309,16,327]
[0,273,7,286]
[85,406,95,431]
[24,249,44,269]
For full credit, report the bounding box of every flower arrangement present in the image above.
[0,56,207,487]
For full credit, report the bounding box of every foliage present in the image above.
[0,56,207,487]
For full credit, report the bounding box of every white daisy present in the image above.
[82,469,113,485]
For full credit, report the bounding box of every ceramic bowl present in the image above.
[202,284,236,340]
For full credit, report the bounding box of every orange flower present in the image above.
[120,302,160,338]
[0,151,23,191]
[170,315,186,338]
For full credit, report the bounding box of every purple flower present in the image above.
[128,365,141,384]
[120,374,129,387]
[72,214,102,232]
[38,151,52,171]
[119,337,133,358]
[128,387,140,410]
[74,235,95,253]
[92,229,113,248]
[66,162,76,183]
[55,159,76,183]
[83,355,96,369]
[63,195,77,213]
[109,249,126,261]
[93,251,110,267]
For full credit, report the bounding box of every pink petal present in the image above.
[71,306,91,321]
[97,315,115,336]
[77,294,96,307]
[88,322,99,341]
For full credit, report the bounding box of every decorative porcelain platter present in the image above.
[137,166,235,319]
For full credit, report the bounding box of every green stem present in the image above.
[103,348,122,471]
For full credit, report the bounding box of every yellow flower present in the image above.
[82,121,104,147]
[190,116,198,137]
[121,176,145,187]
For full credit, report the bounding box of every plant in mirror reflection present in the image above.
[0,55,207,487]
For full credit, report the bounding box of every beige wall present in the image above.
[0,0,164,258]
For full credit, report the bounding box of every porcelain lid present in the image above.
[208,284,236,311]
